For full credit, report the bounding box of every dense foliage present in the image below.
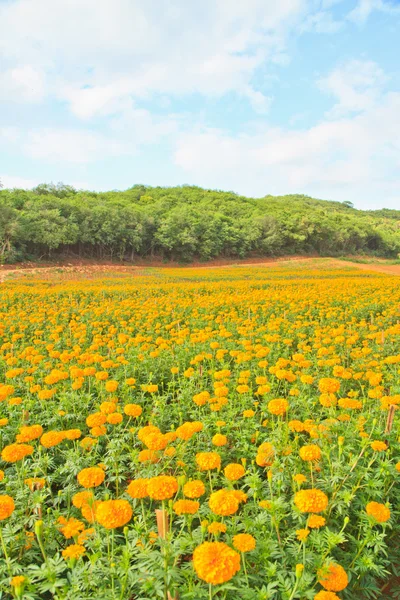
[0,264,400,599]
[1,183,400,263]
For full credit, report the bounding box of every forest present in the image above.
[1,182,400,263]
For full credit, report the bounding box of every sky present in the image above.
[0,0,399,210]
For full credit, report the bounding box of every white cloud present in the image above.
[347,0,400,24]
[0,175,40,189]
[0,65,45,103]
[0,0,323,117]
[174,69,400,209]
[318,59,387,117]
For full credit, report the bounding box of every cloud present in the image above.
[173,62,400,208]
[0,65,45,103]
[0,0,320,117]
[347,0,400,24]
[318,59,387,117]
[0,175,40,189]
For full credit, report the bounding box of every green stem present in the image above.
[0,528,12,578]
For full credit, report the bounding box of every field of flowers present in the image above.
[1,263,400,600]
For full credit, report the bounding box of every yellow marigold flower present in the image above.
[318,378,340,394]
[224,463,245,481]
[96,499,133,528]
[77,467,105,488]
[173,499,199,515]
[370,441,387,452]
[64,429,82,440]
[193,542,240,584]
[233,533,256,552]
[138,425,160,442]
[366,501,390,523]
[196,452,221,471]
[72,491,94,509]
[294,489,328,513]
[10,575,26,588]
[299,445,321,462]
[105,380,118,393]
[99,401,117,414]
[289,420,305,432]
[138,449,159,463]
[243,409,255,418]
[24,477,45,491]
[127,478,149,499]
[318,563,348,592]
[1,443,34,462]
[296,528,310,541]
[308,515,326,528]
[0,494,15,520]
[147,476,178,500]
[183,480,206,499]
[212,433,227,447]
[314,593,341,600]
[80,437,97,450]
[16,424,43,443]
[124,403,142,417]
[86,413,107,428]
[259,500,272,509]
[208,522,227,534]
[209,489,239,516]
[338,398,362,410]
[107,412,123,425]
[230,489,247,504]
[268,398,289,416]
[58,517,85,539]
[81,501,100,523]
[40,431,65,448]
[294,474,307,484]
[62,544,86,559]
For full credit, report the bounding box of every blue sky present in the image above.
[0,0,399,209]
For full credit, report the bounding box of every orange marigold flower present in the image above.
[142,432,169,450]
[81,501,100,523]
[10,575,26,588]
[0,470,4,482]
[396,462,400,472]
[296,528,310,541]
[0,494,15,520]
[127,478,149,499]
[207,522,227,534]
[224,463,245,481]
[77,527,95,545]
[124,403,142,417]
[16,424,43,443]
[308,515,326,528]
[196,452,221,471]
[138,449,159,463]
[232,533,256,552]
[314,593,341,600]
[96,499,132,529]
[1,443,34,462]
[77,466,105,488]
[86,413,107,428]
[268,398,289,416]
[318,378,340,394]
[259,500,272,509]
[138,425,160,443]
[72,491,94,509]
[173,499,199,515]
[147,476,178,500]
[209,489,239,516]
[294,474,307,484]
[64,429,82,440]
[24,478,45,491]
[183,480,206,499]
[193,541,240,584]
[107,412,123,425]
[62,544,86,559]
[40,431,65,448]
[294,489,328,513]
[366,501,390,523]
[299,445,321,462]
[58,517,85,539]
[370,441,387,452]
[318,564,348,592]
[212,433,227,447]
[99,401,117,414]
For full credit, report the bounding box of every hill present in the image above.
[1,183,400,263]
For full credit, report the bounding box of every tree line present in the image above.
[0,182,399,263]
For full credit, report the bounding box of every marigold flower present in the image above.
[366,501,390,523]
[296,528,310,541]
[314,593,341,600]
[127,478,149,499]
[294,474,307,484]
[10,575,26,588]
[268,398,289,416]
[64,428,82,440]
[40,431,65,448]
[1,443,34,462]
[370,440,387,452]
[58,517,85,539]
[147,475,178,500]
[259,500,272,509]
[299,445,321,462]
[319,378,340,394]
[77,466,105,488]
[212,433,227,447]
[173,499,199,515]
[208,522,227,534]
[100,401,117,414]
[107,412,123,425]
[0,494,15,520]
[233,533,256,552]
[183,480,206,498]
[62,544,86,559]
[86,413,107,428]
[294,489,328,513]
[0,470,4,482]
[138,449,159,463]
[24,477,45,491]
[209,489,239,516]
[193,542,240,584]
[124,403,142,417]
[318,563,348,591]
[96,499,133,528]
[16,424,43,443]
[224,463,245,481]
[308,515,326,528]
[196,452,221,471]
[72,491,94,509]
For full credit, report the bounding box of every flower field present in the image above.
[1,263,400,599]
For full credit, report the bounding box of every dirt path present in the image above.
[1,257,400,282]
